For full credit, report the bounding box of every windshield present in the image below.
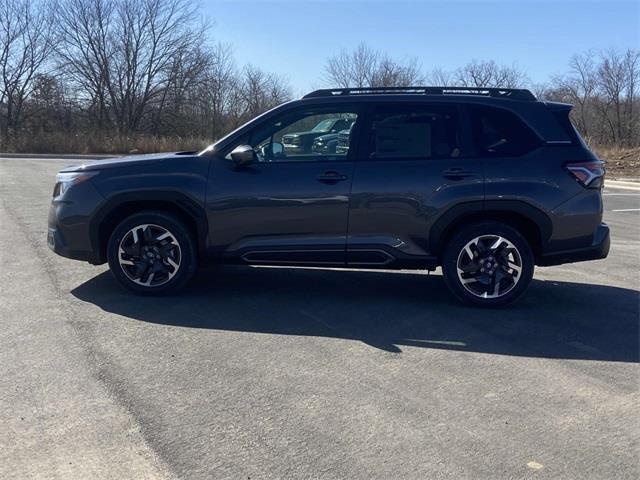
[311,119,335,132]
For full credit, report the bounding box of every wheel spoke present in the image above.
[143,225,153,242]
[142,272,155,286]
[490,236,504,250]
[121,244,140,257]
[492,278,501,297]
[166,257,179,270]
[464,244,474,260]
[458,262,480,274]
[134,261,149,279]
[461,276,479,285]
[507,261,522,274]
[152,261,169,274]
[158,243,177,256]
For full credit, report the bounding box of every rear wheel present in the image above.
[442,222,534,307]
[107,211,197,295]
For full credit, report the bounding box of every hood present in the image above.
[282,130,326,139]
[59,151,198,172]
[315,132,340,141]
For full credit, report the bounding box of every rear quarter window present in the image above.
[471,106,541,157]
[550,109,583,146]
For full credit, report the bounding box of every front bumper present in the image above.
[47,224,94,262]
[538,222,610,266]
[47,179,105,264]
[283,144,305,154]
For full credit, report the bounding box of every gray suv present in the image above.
[48,87,609,307]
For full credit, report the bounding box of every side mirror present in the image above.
[230,145,257,166]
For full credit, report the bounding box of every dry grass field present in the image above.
[594,146,640,179]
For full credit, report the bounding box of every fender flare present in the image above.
[90,190,208,263]
[428,200,553,255]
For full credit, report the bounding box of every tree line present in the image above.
[324,43,639,149]
[0,0,638,153]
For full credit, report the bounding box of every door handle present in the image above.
[316,171,348,183]
[442,167,474,179]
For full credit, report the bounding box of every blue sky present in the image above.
[204,0,639,95]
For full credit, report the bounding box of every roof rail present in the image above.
[303,86,537,101]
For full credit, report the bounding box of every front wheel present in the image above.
[442,222,534,307]
[107,211,197,295]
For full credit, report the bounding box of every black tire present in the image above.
[441,221,534,307]
[107,211,197,295]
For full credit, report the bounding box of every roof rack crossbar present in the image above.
[303,86,537,101]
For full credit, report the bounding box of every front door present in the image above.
[206,105,362,266]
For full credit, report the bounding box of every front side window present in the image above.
[238,108,358,162]
[368,104,463,160]
[471,106,541,157]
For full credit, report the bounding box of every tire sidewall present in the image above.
[442,222,534,307]
[107,211,196,295]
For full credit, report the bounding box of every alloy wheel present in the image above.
[456,234,523,299]
[117,224,181,287]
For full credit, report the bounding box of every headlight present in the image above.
[53,171,98,197]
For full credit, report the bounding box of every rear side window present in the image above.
[471,106,540,157]
[551,109,583,146]
[368,104,463,159]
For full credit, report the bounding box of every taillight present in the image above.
[566,161,605,188]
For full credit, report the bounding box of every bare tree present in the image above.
[55,0,205,134]
[240,64,291,119]
[427,67,454,86]
[452,60,528,88]
[597,49,639,145]
[202,42,237,139]
[151,45,211,135]
[324,43,377,88]
[371,55,423,87]
[550,52,598,139]
[623,49,640,145]
[0,0,53,145]
[324,43,422,88]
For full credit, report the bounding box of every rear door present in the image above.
[346,101,484,267]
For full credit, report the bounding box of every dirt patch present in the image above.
[595,147,640,180]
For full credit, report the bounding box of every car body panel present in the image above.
[204,156,354,265]
[49,154,210,264]
[347,158,484,267]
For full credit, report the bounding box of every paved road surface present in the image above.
[1,158,638,479]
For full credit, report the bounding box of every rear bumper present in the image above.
[538,223,610,266]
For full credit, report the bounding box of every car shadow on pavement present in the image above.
[71,265,639,362]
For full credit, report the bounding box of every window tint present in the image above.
[471,106,540,157]
[551,109,581,145]
[239,108,358,162]
[368,104,463,159]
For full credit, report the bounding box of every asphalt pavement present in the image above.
[1,158,638,479]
